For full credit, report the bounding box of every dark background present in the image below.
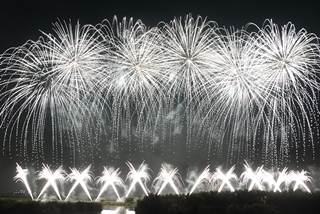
[1,0,320,54]
[0,0,320,193]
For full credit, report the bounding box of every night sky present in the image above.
[0,0,320,193]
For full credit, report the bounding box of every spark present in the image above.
[95,166,124,201]
[125,161,151,197]
[189,165,211,194]
[212,165,238,192]
[36,164,65,200]
[290,169,312,193]
[65,165,94,201]
[240,161,265,191]
[13,163,34,200]
[153,164,183,195]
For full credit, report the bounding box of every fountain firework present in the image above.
[153,164,183,195]
[12,161,315,200]
[240,161,266,191]
[36,164,65,200]
[290,169,312,193]
[189,165,211,194]
[212,165,238,192]
[270,168,289,192]
[13,163,34,200]
[95,166,124,201]
[65,165,94,201]
[125,161,151,197]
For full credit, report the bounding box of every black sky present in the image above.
[1,0,320,53]
[0,0,320,193]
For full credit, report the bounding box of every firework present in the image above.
[125,161,151,197]
[160,15,219,148]
[36,164,65,200]
[240,161,265,191]
[0,20,107,165]
[13,163,34,200]
[189,165,211,194]
[253,20,320,165]
[12,161,314,199]
[65,165,94,201]
[1,16,319,167]
[95,166,124,201]
[289,169,312,193]
[271,168,289,192]
[98,17,170,150]
[153,164,183,195]
[212,165,238,192]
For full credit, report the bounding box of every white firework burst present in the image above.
[99,16,169,151]
[0,20,106,164]
[0,16,319,167]
[198,27,267,164]
[160,14,218,146]
[254,20,320,165]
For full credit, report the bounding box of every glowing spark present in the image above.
[95,167,124,201]
[153,164,183,195]
[212,165,238,192]
[273,168,289,192]
[13,163,34,200]
[189,165,211,194]
[65,165,94,201]
[125,161,151,197]
[36,164,65,200]
[240,161,265,191]
[290,170,312,193]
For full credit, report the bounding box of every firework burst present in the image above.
[0,20,107,165]
[253,20,320,166]
[0,16,319,167]
[99,17,169,151]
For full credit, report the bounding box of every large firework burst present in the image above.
[0,15,319,167]
[0,20,107,166]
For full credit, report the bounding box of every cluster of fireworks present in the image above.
[14,161,313,201]
[0,15,320,166]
